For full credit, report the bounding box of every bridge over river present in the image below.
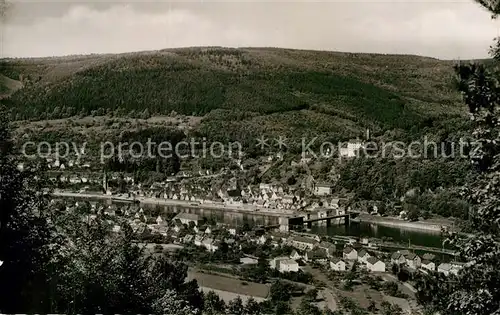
[267,210,360,231]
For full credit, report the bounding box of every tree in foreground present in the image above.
[0,109,203,314]
[203,290,226,315]
[0,108,54,312]
[415,1,500,314]
[226,296,244,315]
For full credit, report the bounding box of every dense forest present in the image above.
[1,48,463,130]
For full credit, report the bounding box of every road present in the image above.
[382,274,416,296]
[304,266,339,311]
[381,274,421,313]
[317,289,338,312]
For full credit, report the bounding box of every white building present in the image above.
[259,183,271,190]
[270,257,299,273]
[156,216,165,225]
[202,238,216,252]
[339,140,363,158]
[405,253,421,270]
[229,228,240,236]
[290,236,317,251]
[391,252,406,265]
[421,260,436,272]
[314,183,332,196]
[438,263,452,276]
[366,257,386,272]
[343,247,358,261]
[330,258,346,271]
[194,235,204,247]
[269,256,288,269]
[357,250,371,264]
[278,259,299,273]
[290,250,302,260]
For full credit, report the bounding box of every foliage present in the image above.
[296,298,322,315]
[380,301,403,315]
[48,211,204,314]
[226,296,244,315]
[203,291,226,315]
[0,109,203,313]
[4,49,462,134]
[152,290,198,315]
[415,2,500,314]
[244,297,261,315]
[304,288,319,302]
[337,157,472,215]
[339,297,367,315]
[269,280,295,302]
[0,107,55,313]
[381,281,407,298]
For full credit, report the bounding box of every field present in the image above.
[338,286,385,309]
[186,269,269,303]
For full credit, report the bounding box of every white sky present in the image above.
[1,0,500,59]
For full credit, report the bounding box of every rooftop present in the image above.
[330,257,344,264]
[391,252,402,259]
[422,253,436,260]
[315,183,332,188]
[308,248,328,259]
[366,257,380,265]
[406,253,418,260]
[343,247,356,254]
[358,250,369,257]
[438,263,452,271]
[279,259,298,266]
[292,236,317,245]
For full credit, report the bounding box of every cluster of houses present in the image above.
[340,246,386,272]
[18,153,92,172]
[391,250,464,276]
[30,150,354,216]
[61,200,465,281]
[124,179,348,215]
[212,182,340,211]
[391,250,430,271]
[130,181,215,204]
[267,234,387,274]
[436,262,465,276]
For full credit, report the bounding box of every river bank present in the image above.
[52,191,294,218]
[355,213,455,232]
[54,191,451,248]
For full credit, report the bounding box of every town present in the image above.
[4,2,499,312]
[50,194,464,314]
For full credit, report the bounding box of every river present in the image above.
[67,196,446,250]
[134,202,446,249]
[309,223,445,249]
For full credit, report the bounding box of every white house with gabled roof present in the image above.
[366,257,385,272]
[330,258,346,271]
[343,247,358,260]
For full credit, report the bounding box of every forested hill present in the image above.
[1,47,465,137]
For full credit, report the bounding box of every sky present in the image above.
[1,0,500,59]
